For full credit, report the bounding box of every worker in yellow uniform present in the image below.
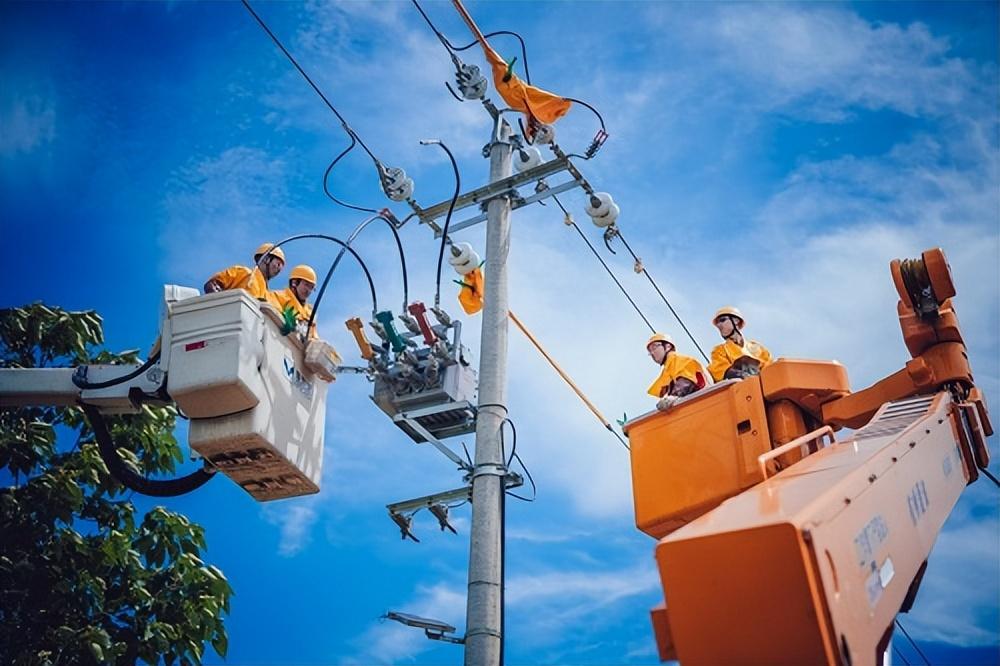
[271,265,318,338]
[708,306,772,382]
[204,242,286,300]
[646,332,708,411]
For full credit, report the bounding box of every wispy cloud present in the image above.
[0,91,56,158]
[345,582,466,664]
[261,501,319,557]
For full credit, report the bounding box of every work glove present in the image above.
[280,306,298,336]
[656,395,679,412]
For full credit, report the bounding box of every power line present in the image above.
[553,194,655,334]
[241,0,379,163]
[608,227,711,364]
[895,618,932,666]
[893,644,913,666]
[322,134,378,214]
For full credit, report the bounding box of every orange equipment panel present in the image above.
[624,378,771,539]
[653,392,982,666]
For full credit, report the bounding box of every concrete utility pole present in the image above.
[464,117,513,665]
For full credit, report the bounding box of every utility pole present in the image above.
[464,116,513,665]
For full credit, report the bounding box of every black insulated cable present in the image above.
[895,619,932,666]
[323,133,379,214]
[980,467,1000,488]
[611,229,711,364]
[241,0,379,163]
[553,194,655,334]
[83,404,216,498]
[259,234,380,335]
[419,139,461,309]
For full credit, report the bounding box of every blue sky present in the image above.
[2,1,998,664]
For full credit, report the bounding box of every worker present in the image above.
[646,332,708,411]
[204,242,286,300]
[708,306,772,382]
[271,264,318,338]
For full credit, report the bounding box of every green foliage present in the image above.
[0,304,232,665]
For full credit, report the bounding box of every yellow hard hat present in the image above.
[290,264,317,285]
[713,306,745,328]
[646,332,675,349]
[254,242,286,262]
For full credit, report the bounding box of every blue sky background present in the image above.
[2,1,998,664]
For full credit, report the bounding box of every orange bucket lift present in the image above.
[624,248,992,665]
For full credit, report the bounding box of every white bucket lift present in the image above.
[156,289,339,501]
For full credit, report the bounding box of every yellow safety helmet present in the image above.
[713,306,745,328]
[290,264,317,285]
[646,332,675,350]
[254,242,286,262]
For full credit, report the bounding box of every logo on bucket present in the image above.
[284,357,314,400]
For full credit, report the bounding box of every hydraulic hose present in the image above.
[83,404,216,498]
[72,351,161,390]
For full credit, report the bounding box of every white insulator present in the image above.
[382,167,414,202]
[457,64,487,100]
[514,147,543,172]
[590,202,619,228]
[448,242,480,275]
[585,192,614,218]
[532,123,555,145]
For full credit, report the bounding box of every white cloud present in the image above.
[152,1,998,656]
[0,92,56,157]
[647,4,989,120]
[261,501,319,556]
[346,582,466,664]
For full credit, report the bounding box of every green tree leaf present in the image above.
[0,304,232,664]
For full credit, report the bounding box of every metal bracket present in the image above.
[386,473,524,516]
[408,157,572,226]
[394,408,473,471]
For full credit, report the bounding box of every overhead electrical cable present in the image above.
[411,0,609,149]
[241,0,379,163]
[894,619,932,666]
[552,194,655,334]
[262,233,379,320]
[419,139,462,309]
[893,645,913,666]
[607,227,711,364]
[323,133,379,214]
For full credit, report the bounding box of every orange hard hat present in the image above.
[254,242,286,262]
[646,332,675,350]
[713,306,745,328]
[290,264,317,285]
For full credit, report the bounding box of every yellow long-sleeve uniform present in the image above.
[708,339,772,382]
[647,352,708,399]
[271,288,317,338]
[207,265,268,300]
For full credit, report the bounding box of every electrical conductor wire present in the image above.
[323,133,379,214]
[895,619,931,666]
[612,228,711,364]
[419,139,461,309]
[241,0,380,163]
[893,645,913,666]
[553,194,654,334]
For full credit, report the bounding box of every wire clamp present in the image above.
[472,462,508,479]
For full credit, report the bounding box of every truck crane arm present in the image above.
[624,248,993,666]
